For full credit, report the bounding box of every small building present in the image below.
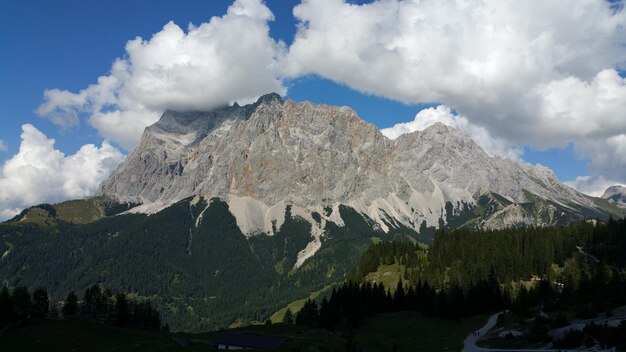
[216,331,287,350]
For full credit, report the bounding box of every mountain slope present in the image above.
[2,94,622,332]
[99,93,618,240]
[0,196,384,331]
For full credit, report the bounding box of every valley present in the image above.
[1,96,625,350]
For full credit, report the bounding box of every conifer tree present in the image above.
[12,286,31,321]
[62,291,78,317]
[115,293,130,326]
[283,308,294,325]
[31,287,49,319]
[0,286,12,327]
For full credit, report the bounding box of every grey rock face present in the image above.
[98,93,611,236]
[602,185,626,207]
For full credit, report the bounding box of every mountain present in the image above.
[602,185,626,208]
[99,93,618,241]
[2,94,622,331]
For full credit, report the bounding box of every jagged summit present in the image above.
[255,92,283,105]
[98,94,617,250]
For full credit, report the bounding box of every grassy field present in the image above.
[363,262,407,289]
[13,198,107,226]
[0,319,208,352]
[269,284,335,323]
[54,198,105,224]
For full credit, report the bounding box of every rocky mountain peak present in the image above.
[602,185,626,206]
[98,94,617,241]
[255,92,283,105]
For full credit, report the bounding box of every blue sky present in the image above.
[0,0,426,156]
[0,0,624,216]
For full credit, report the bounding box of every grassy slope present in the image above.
[364,262,407,289]
[0,201,390,331]
[7,196,137,226]
[269,284,335,323]
[8,198,104,226]
[54,198,105,224]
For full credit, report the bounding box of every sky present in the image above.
[0,0,625,218]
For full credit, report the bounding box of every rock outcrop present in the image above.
[99,93,615,243]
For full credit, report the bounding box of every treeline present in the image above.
[0,284,163,331]
[0,286,50,328]
[291,218,626,329]
[427,217,626,288]
[293,275,509,330]
[350,241,428,281]
[352,218,626,290]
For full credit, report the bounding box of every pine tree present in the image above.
[31,287,49,319]
[283,308,294,325]
[0,286,12,327]
[394,281,406,311]
[295,299,318,326]
[62,291,78,317]
[115,293,130,326]
[12,286,31,321]
[318,297,335,330]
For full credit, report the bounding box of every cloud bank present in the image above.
[13,0,626,218]
[287,0,626,190]
[0,125,124,219]
[381,105,523,161]
[36,0,286,150]
[564,176,624,198]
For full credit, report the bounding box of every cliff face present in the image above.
[98,93,611,239]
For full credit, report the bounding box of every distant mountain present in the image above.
[2,94,623,331]
[602,185,626,208]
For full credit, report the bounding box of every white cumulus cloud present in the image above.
[381,105,523,160]
[0,140,7,152]
[287,0,626,183]
[0,125,124,220]
[564,176,623,198]
[36,0,286,150]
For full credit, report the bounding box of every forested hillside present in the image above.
[296,218,626,349]
[0,197,394,331]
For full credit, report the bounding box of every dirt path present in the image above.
[462,312,501,352]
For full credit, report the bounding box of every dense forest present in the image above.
[0,284,162,331]
[288,218,626,349]
[0,198,400,331]
[353,217,626,289]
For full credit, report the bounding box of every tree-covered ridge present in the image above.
[354,218,626,289]
[284,218,626,349]
[4,197,138,225]
[0,284,162,331]
[0,198,393,331]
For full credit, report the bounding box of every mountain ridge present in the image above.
[98,93,618,247]
[2,93,624,331]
